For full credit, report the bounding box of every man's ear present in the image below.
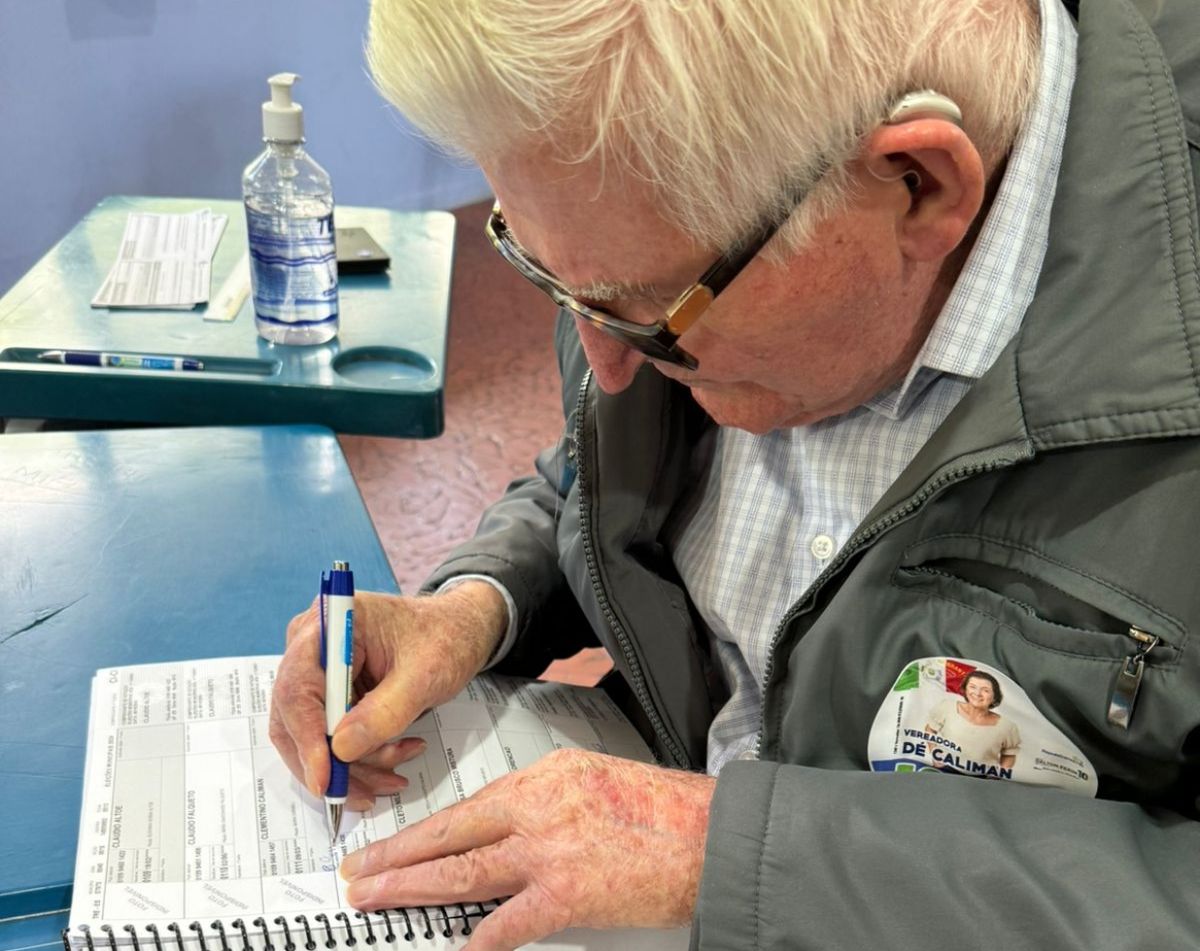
[859,119,986,263]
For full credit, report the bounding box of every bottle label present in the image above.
[246,208,339,327]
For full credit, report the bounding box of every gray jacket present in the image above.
[427,0,1200,946]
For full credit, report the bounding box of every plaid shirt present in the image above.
[670,0,1079,774]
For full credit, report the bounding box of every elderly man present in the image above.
[271,0,1200,948]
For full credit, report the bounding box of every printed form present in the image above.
[91,209,227,309]
[71,657,655,928]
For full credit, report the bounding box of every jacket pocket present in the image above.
[891,533,1186,664]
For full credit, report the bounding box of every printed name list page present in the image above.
[70,656,656,928]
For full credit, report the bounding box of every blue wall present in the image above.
[0,0,492,293]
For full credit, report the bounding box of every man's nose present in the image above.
[574,318,644,394]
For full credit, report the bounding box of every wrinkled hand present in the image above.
[269,582,507,808]
[340,748,715,950]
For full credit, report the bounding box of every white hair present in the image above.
[367,0,1041,254]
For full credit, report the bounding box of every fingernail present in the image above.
[345,880,369,904]
[378,770,407,790]
[334,722,371,761]
[349,796,374,812]
[388,738,426,767]
[340,852,364,880]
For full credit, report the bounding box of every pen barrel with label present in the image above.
[37,349,205,371]
[321,560,354,833]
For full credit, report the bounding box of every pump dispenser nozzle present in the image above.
[262,72,304,142]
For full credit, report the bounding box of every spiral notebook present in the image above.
[63,657,690,950]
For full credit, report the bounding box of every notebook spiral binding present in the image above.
[62,902,501,951]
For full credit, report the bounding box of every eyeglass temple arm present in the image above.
[666,93,961,335]
[700,220,780,296]
[665,217,782,336]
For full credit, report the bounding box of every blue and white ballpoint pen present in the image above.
[320,560,355,843]
[38,349,204,371]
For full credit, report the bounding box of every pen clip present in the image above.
[319,571,331,670]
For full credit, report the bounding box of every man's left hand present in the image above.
[339,747,715,950]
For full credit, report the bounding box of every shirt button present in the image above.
[810,533,836,560]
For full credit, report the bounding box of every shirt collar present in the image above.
[866,0,1078,421]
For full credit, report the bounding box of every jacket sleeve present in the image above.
[421,311,599,676]
[694,761,1200,950]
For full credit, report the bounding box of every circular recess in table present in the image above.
[332,346,436,385]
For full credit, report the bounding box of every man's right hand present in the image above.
[269,581,508,810]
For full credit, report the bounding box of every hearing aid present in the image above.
[884,89,963,127]
[869,90,963,190]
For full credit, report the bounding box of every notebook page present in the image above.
[68,656,688,949]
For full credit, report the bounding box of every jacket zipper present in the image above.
[572,370,689,767]
[754,453,1019,760]
[904,565,1167,730]
[1106,625,1162,730]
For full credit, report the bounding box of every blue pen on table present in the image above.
[37,349,204,371]
[320,560,355,843]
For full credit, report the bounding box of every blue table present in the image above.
[0,196,454,437]
[0,425,399,950]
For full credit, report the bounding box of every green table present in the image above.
[0,196,454,437]
[0,424,400,949]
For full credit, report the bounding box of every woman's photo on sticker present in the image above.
[925,669,1021,773]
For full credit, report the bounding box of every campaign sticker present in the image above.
[868,657,1097,796]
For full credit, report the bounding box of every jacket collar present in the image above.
[1015,0,1200,450]
[862,0,1200,521]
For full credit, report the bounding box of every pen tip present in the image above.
[328,803,344,845]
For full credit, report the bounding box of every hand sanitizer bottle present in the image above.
[243,73,339,345]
